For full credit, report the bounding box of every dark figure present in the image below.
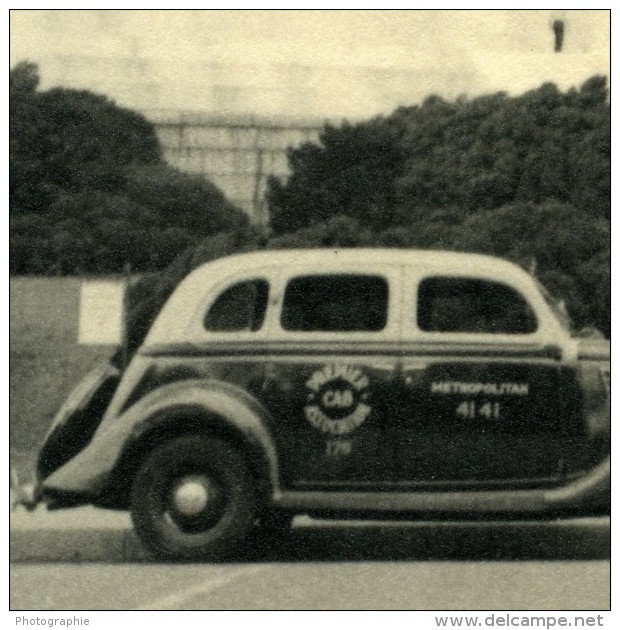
[553,19,565,52]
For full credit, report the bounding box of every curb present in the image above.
[10,528,148,563]
[10,504,148,563]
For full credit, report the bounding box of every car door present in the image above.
[394,273,581,487]
[256,266,402,489]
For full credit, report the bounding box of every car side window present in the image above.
[417,277,537,334]
[281,274,388,332]
[204,279,269,332]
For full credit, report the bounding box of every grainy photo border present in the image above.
[7,4,614,622]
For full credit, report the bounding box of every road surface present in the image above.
[10,518,610,610]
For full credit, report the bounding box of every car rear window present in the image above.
[281,274,388,332]
[417,277,537,334]
[204,279,269,332]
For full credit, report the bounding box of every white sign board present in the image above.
[78,280,125,345]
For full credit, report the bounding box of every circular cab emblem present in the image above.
[304,364,371,435]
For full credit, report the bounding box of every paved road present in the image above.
[10,519,610,610]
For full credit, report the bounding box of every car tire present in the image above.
[130,434,256,562]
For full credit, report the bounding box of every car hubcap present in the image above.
[172,475,211,517]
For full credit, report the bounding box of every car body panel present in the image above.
[35,248,610,518]
[43,377,278,497]
[36,362,120,481]
[274,455,610,514]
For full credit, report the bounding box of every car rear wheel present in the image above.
[130,435,256,562]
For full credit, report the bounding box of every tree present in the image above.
[10,64,161,217]
[123,165,246,237]
[10,60,40,94]
[268,76,610,230]
[268,118,406,234]
[10,62,247,274]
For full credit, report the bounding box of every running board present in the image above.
[273,457,610,515]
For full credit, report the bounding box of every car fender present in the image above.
[42,379,279,498]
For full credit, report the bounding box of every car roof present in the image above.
[143,248,553,347]
[192,247,520,270]
[182,248,529,281]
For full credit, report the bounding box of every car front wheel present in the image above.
[130,434,256,561]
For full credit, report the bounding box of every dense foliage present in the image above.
[10,62,247,274]
[268,76,610,231]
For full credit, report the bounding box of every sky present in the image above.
[9,9,610,120]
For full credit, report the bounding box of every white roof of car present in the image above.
[143,248,546,347]
[183,247,525,276]
[172,248,534,292]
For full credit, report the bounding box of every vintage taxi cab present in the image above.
[32,249,610,560]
